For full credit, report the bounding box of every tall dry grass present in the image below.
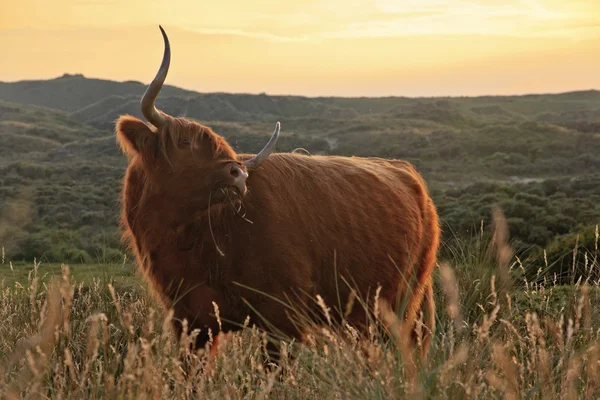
[1,209,600,399]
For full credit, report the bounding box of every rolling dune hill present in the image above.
[1,73,599,280]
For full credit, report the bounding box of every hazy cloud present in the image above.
[2,0,598,41]
[1,0,598,96]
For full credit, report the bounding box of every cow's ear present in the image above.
[116,116,157,158]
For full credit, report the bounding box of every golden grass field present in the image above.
[2,210,600,399]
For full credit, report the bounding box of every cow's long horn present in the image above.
[141,25,170,128]
[243,122,280,170]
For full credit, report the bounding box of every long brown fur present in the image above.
[116,115,441,357]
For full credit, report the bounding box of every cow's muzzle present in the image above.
[229,164,248,196]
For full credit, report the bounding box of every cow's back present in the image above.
[232,153,439,331]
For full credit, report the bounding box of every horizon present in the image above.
[2,71,599,100]
[2,1,600,97]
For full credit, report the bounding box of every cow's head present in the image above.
[116,26,279,211]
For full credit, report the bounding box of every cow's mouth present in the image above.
[233,181,248,197]
[221,185,245,202]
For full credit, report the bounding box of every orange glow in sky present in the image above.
[1,0,599,96]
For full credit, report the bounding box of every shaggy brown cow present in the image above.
[116,26,441,358]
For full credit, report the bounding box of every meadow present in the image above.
[1,75,600,398]
[2,211,600,398]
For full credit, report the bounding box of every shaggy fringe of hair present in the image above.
[157,116,237,164]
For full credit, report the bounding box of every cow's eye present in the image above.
[182,139,191,145]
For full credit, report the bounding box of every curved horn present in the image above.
[141,25,170,128]
[243,122,280,170]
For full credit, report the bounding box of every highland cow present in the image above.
[116,26,441,358]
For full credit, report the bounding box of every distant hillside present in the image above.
[0,73,196,112]
[0,100,106,163]
[1,74,600,274]
[2,73,599,128]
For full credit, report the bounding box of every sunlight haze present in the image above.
[1,0,599,96]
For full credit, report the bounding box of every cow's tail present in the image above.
[417,277,435,358]
[405,196,440,360]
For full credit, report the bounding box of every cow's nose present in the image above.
[230,164,248,179]
[230,164,248,195]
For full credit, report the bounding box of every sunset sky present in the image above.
[1,0,599,97]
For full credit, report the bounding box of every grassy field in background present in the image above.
[0,260,138,287]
